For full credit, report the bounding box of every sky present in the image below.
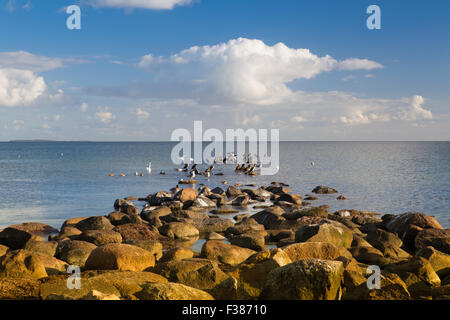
[0,0,449,141]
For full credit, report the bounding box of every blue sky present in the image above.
[0,0,449,141]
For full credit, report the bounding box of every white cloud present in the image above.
[135,108,150,118]
[0,51,85,72]
[80,102,88,112]
[53,114,61,121]
[0,68,47,107]
[95,110,115,123]
[398,95,433,121]
[12,119,24,130]
[136,38,382,105]
[87,0,193,10]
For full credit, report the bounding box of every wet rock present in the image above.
[208,276,252,300]
[56,240,97,267]
[295,221,353,248]
[205,232,226,240]
[260,259,344,300]
[282,207,329,219]
[252,207,286,230]
[241,188,272,200]
[265,230,294,242]
[75,216,114,232]
[24,240,58,256]
[151,258,228,290]
[265,186,291,195]
[0,245,8,257]
[0,278,41,299]
[304,195,318,201]
[85,243,156,271]
[158,222,199,240]
[191,217,234,233]
[233,214,250,223]
[113,199,138,215]
[73,230,123,246]
[211,187,226,196]
[0,227,44,250]
[337,195,347,200]
[191,195,216,208]
[113,223,167,242]
[414,228,450,254]
[148,191,173,206]
[349,246,384,264]
[226,186,242,199]
[0,250,47,279]
[276,193,302,205]
[229,231,266,251]
[61,217,89,229]
[34,253,68,275]
[386,212,443,236]
[135,282,213,300]
[210,208,239,215]
[57,226,82,239]
[366,228,403,251]
[140,206,172,222]
[283,242,352,261]
[123,240,163,260]
[225,218,264,236]
[228,249,292,298]
[200,240,255,266]
[231,194,250,207]
[108,211,142,226]
[312,186,338,194]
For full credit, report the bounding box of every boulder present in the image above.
[260,259,344,300]
[208,276,252,300]
[312,186,338,194]
[0,250,47,279]
[34,253,68,275]
[140,206,172,222]
[211,187,226,195]
[158,222,199,240]
[386,212,443,236]
[0,245,8,257]
[0,278,41,299]
[73,230,123,246]
[151,258,228,290]
[252,208,286,230]
[200,240,255,266]
[416,246,450,277]
[55,240,97,267]
[282,207,329,219]
[265,186,291,195]
[295,221,353,248]
[159,247,195,262]
[344,272,410,300]
[113,199,138,215]
[349,246,384,264]
[148,191,173,206]
[24,240,58,256]
[57,226,82,239]
[226,186,242,199]
[0,227,44,250]
[113,223,167,242]
[276,193,302,205]
[191,218,235,233]
[108,211,142,226]
[135,282,213,300]
[229,231,266,251]
[81,290,121,300]
[8,223,58,237]
[75,216,114,232]
[85,243,155,271]
[415,228,450,254]
[228,249,292,298]
[283,242,352,261]
[40,270,167,300]
[231,195,250,207]
[123,240,163,261]
[365,228,403,251]
[225,218,264,236]
[191,195,217,209]
[61,217,88,229]
[385,257,441,287]
[175,188,198,203]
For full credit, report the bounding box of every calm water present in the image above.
[0,142,448,229]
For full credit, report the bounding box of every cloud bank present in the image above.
[86,0,193,10]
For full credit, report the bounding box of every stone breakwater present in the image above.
[0,182,449,300]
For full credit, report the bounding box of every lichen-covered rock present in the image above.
[113,223,167,242]
[24,240,58,257]
[73,230,123,246]
[349,246,384,264]
[208,276,252,300]
[140,206,172,222]
[85,243,155,271]
[414,228,450,254]
[0,245,8,257]
[416,246,450,278]
[174,188,198,203]
[75,216,114,232]
[260,259,344,300]
[229,231,266,251]
[0,278,41,299]
[124,240,163,261]
[295,221,353,248]
[200,240,255,266]
[55,240,97,267]
[0,227,44,250]
[386,212,443,236]
[151,258,228,290]
[158,222,199,240]
[385,257,441,287]
[8,223,58,237]
[283,242,352,262]
[159,247,195,262]
[0,250,47,279]
[135,282,214,300]
[228,249,292,298]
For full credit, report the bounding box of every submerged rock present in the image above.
[312,186,338,194]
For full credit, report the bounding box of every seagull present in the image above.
[146,162,152,174]
[135,172,139,176]
[189,170,196,178]
[311,161,315,167]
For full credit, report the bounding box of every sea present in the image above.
[0,141,449,230]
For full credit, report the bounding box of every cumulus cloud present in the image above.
[398,95,432,121]
[135,108,150,118]
[80,102,88,112]
[135,38,382,105]
[87,0,193,10]
[95,110,115,123]
[0,68,47,107]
